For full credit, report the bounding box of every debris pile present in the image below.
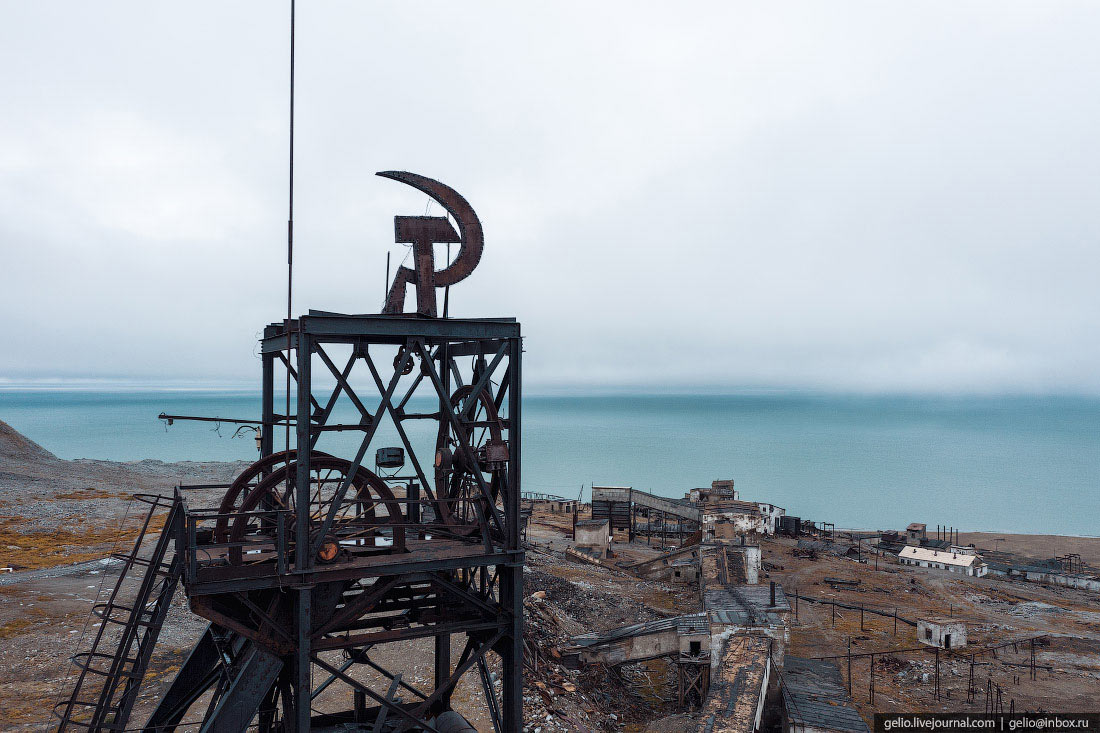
[522,557,683,731]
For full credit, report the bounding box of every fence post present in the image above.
[869,654,875,705]
[935,647,940,700]
[847,637,852,693]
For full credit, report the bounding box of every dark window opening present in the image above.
[690,641,701,656]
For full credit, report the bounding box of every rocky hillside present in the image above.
[0,418,248,530]
[0,418,57,462]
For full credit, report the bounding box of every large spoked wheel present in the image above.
[226,456,406,565]
[212,450,332,544]
[435,386,507,536]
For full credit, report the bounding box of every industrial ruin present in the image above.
[52,173,524,731]
[17,238,1098,731]
[511,480,1100,731]
[0,327,1094,733]
[2,170,1094,733]
[2,3,1098,733]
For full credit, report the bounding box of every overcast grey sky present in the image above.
[2,2,1099,393]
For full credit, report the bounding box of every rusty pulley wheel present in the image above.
[315,533,342,564]
[213,450,333,544]
[434,386,507,533]
[393,347,415,375]
[226,455,406,565]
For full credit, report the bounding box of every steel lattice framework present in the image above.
[55,172,524,733]
[161,313,523,731]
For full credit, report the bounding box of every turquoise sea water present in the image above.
[0,390,1097,536]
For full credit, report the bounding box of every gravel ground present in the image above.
[3,418,1098,730]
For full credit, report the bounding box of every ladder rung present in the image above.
[73,660,143,680]
[133,493,175,508]
[93,603,168,628]
[56,497,182,732]
[110,552,175,572]
[72,652,143,678]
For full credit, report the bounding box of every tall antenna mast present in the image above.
[285,0,296,471]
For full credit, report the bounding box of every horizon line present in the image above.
[1,377,1099,399]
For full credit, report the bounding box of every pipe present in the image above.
[432,711,478,733]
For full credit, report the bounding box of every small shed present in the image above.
[574,519,611,559]
[906,523,927,546]
[917,617,966,650]
[676,614,711,661]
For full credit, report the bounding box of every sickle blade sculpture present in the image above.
[378,171,484,317]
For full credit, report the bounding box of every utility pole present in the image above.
[935,647,941,701]
[869,654,875,705]
[847,637,852,693]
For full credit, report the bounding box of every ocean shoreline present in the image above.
[2,389,1097,536]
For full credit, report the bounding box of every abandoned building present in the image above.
[521,492,578,514]
[701,541,763,585]
[899,545,988,576]
[591,485,702,544]
[918,617,968,650]
[623,544,706,584]
[967,552,1098,591]
[906,522,927,546]
[704,583,791,669]
[574,518,611,558]
[568,524,792,721]
[688,479,738,504]
[754,502,786,535]
[704,500,770,537]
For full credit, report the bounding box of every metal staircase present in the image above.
[54,494,184,732]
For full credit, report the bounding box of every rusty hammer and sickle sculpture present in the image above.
[378,171,484,317]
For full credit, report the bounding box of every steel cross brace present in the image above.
[309,349,362,451]
[402,629,507,730]
[429,572,501,620]
[276,351,324,414]
[310,654,443,733]
[314,345,373,423]
[476,655,503,733]
[414,341,506,535]
[233,592,296,649]
[311,576,405,638]
[313,344,436,516]
[456,343,508,423]
[343,647,431,703]
[308,347,414,560]
[361,350,445,515]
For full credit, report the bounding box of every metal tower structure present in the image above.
[56,172,524,732]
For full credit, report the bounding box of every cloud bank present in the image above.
[2,2,1099,393]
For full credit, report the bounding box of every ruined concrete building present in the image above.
[918,617,968,650]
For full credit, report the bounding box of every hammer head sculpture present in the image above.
[378,171,484,317]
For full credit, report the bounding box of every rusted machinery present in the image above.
[55,173,523,732]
